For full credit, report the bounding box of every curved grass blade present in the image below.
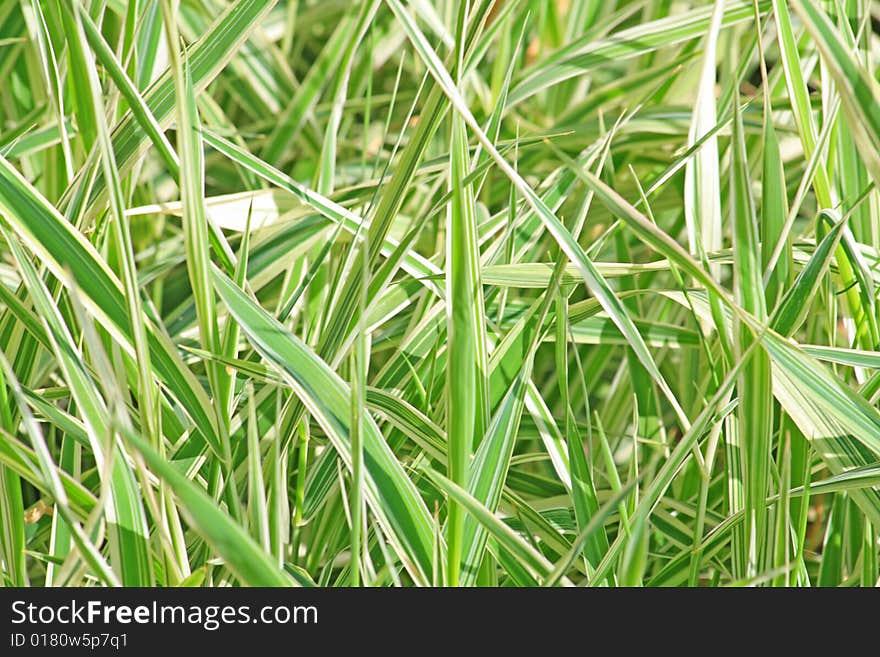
[213,267,436,582]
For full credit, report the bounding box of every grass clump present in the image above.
[0,0,879,587]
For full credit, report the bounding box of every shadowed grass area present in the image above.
[0,0,879,587]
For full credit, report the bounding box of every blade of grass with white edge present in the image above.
[23,0,73,186]
[79,0,279,206]
[458,320,539,586]
[771,210,848,337]
[593,369,750,585]
[792,0,880,188]
[446,0,490,588]
[75,6,178,177]
[753,0,790,307]
[160,1,239,511]
[771,0,832,205]
[55,0,95,153]
[0,374,25,585]
[315,0,381,194]
[772,0,871,349]
[73,3,160,457]
[246,384,271,552]
[730,94,773,579]
[44,435,76,586]
[684,0,724,279]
